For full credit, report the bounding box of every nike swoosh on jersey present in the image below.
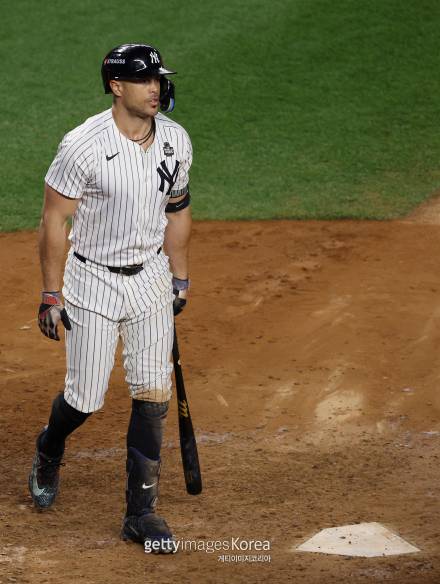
[106,152,119,161]
[142,482,157,489]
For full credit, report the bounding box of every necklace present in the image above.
[130,118,156,146]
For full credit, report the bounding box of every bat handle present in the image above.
[172,322,179,362]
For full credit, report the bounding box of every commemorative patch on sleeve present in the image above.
[163,142,174,157]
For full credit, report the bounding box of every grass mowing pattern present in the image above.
[1,0,440,229]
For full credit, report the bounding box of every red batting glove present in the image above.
[38,291,72,341]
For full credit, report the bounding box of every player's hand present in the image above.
[38,291,72,341]
[172,277,189,316]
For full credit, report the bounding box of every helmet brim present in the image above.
[159,67,176,75]
[111,67,176,81]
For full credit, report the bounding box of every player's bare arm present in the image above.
[164,199,192,313]
[39,183,79,291]
[164,200,191,279]
[38,183,78,340]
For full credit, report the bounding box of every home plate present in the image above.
[296,522,420,557]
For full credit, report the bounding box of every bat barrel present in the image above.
[173,323,202,495]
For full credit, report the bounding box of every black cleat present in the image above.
[28,428,64,510]
[122,513,176,554]
[122,447,175,554]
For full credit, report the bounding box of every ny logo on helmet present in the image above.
[150,51,160,64]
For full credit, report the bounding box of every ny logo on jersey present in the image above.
[150,51,160,64]
[157,160,180,194]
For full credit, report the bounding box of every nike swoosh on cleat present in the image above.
[106,152,119,161]
[142,482,157,489]
[32,468,45,497]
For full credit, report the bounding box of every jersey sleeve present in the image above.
[169,131,193,198]
[45,131,94,199]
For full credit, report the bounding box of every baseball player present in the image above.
[28,43,192,554]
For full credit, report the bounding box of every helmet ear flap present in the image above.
[101,64,112,94]
[160,78,175,113]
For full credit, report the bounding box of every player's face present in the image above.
[117,76,161,118]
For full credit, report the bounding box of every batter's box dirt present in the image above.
[1,218,440,583]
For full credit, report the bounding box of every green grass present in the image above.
[2,0,440,229]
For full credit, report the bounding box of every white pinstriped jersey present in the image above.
[45,108,192,267]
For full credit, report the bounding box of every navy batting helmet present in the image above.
[101,44,176,112]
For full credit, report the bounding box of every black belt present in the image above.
[74,248,161,276]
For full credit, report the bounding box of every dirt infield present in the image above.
[1,217,440,583]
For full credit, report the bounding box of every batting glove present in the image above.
[172,277,190,317]
[38,291,72,341]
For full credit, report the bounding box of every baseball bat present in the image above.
[172,325,202,495]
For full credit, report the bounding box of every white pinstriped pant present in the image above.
[62,250,174,413]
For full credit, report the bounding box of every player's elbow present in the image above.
[39,212,70,238]
[40,204,72,233]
